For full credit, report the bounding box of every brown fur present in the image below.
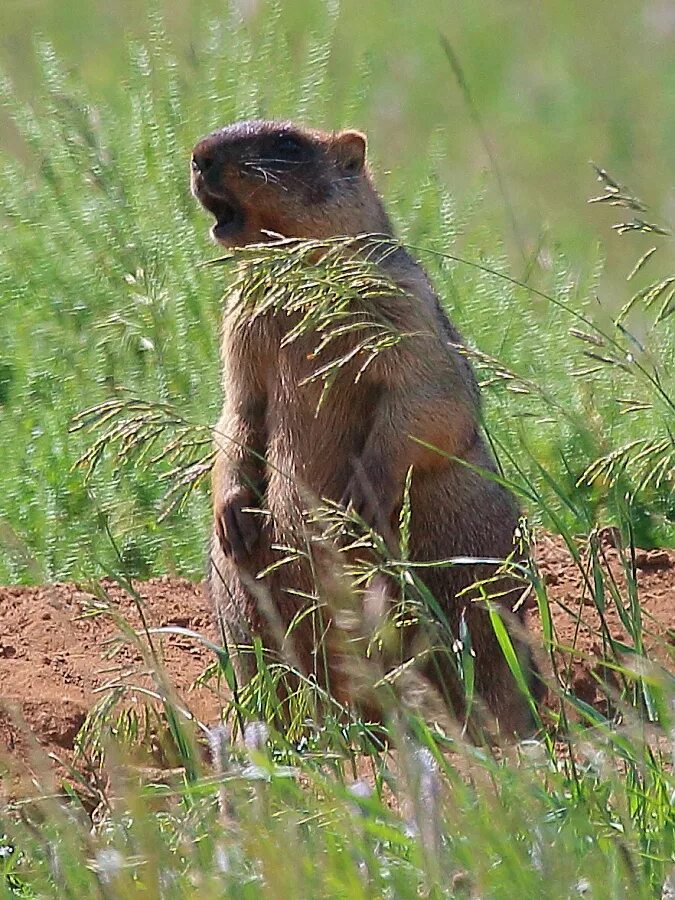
[191,120,541,736]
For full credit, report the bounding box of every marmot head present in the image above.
[191,120,391,246]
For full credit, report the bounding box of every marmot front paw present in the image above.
[215,487,262,564]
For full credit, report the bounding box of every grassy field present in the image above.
[0,0,673,583]
[0,1,673,897]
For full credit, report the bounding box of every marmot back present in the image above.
[191,120,541,737]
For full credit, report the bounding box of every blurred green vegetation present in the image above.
[2,0,674,270]
[0,0,673,583]
[0,9,673,895]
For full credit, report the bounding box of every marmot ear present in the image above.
[334,130,367,174]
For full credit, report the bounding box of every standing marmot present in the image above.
[191,119,540,736]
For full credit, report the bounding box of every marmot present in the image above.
[191,120,541,736]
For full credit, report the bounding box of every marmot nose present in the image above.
[191,152,215,175]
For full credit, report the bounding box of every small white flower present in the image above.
[244,721,269,754]
[208,724,231,774]
[349,780,372,801]
[349,780,372,817]
[215,844,231,875]
[94,848,124,884]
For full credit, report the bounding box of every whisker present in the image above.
[241,162,289,192]
[246,157,308,168]
[242,162,277,182]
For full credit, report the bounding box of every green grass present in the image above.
[0,7,673,582]
[1,564,673,898]
[0,3,673,897]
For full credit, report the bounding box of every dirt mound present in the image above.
[531,533,673,708]
[0,577,220,796]
[0,535,672,795]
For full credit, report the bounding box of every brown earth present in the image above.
[0,533,672,798]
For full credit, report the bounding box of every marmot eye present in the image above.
[272,134,306,159]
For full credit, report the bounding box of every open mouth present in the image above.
[211,199,245,242]
[193,181,245,243]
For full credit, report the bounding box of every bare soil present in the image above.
[0,534,672,796]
